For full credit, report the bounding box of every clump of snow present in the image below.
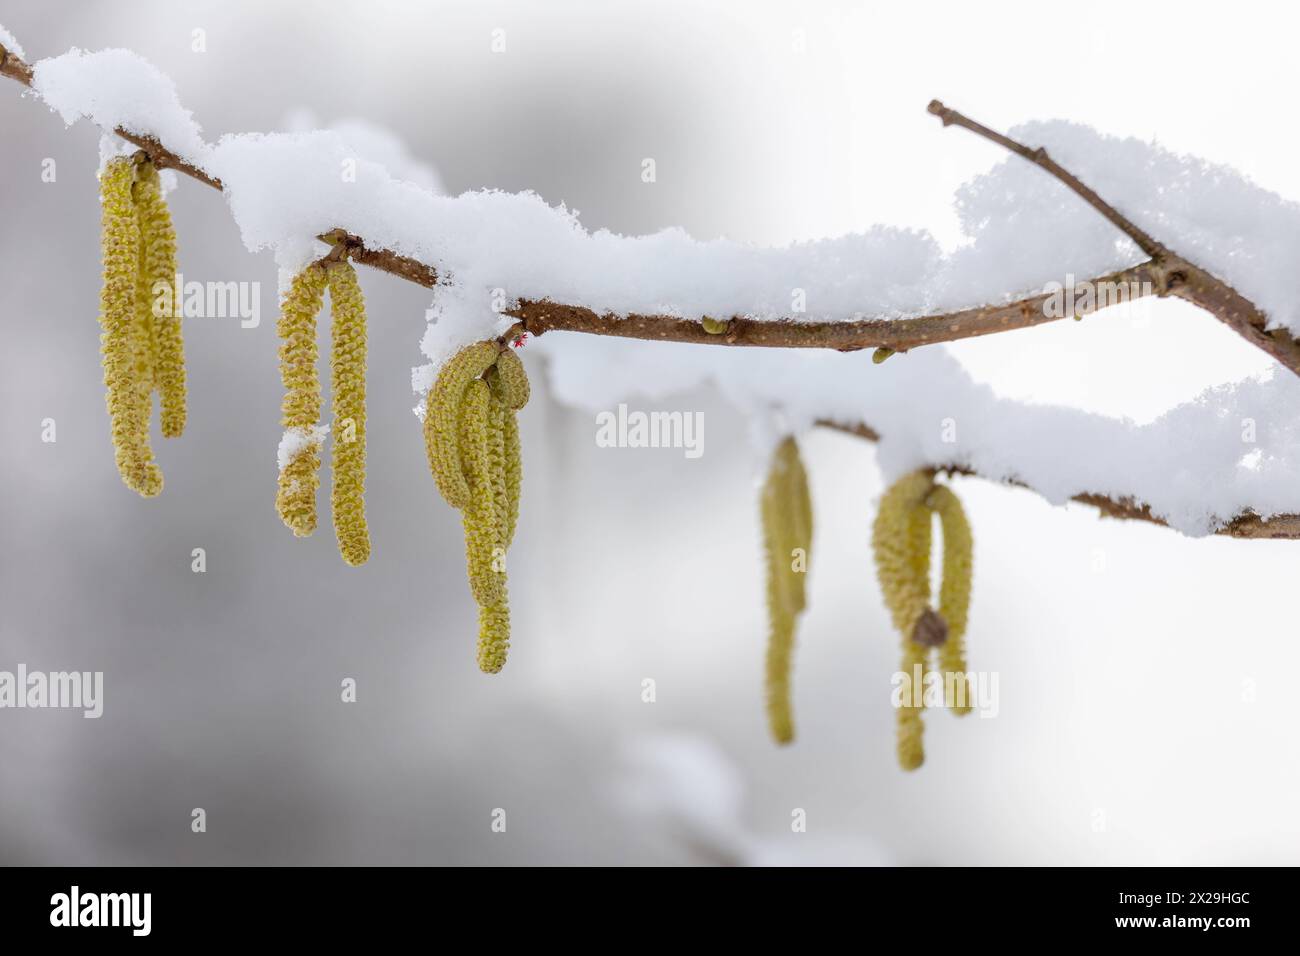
[31,49,211,168]
[277,425,329,472]
[533,332,1300,537]
[282,108,445,195]
[209,124,948,352]
[0,21,25,59]
[208,129,450,274]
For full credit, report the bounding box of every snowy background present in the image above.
[1,0,1298,864]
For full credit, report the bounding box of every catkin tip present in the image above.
[897,712,926,770]
[277,447,321,536]
[476,603,510,673]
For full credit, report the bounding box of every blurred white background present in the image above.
[1,0,1297,865]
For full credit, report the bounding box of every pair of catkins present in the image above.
[274,256,371,567]
[97,155,187,495]
[758,438,973,770]
[99,159,371,569]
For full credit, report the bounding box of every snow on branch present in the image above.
[4,32,1300,538]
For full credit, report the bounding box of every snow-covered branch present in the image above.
[927,100,1300,377]
[817,420,1300,540]
[0,41,1238,359]
[4,32,1300,540]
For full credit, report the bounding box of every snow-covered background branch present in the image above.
[1,0,1298,865]
[8,10,1300,537]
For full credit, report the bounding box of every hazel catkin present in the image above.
[873,470,977,769]
[275,264,328,536]
[458,378,506,608]
[760,436,813,745]
[873,470,936,641]
[426,340,530,673]
[488,346,530,410]
[134,162,186,439]
[424,340,498,509]
[873,470,938,770]
[98,156,163,497]
[327,260,371,567]
[927,484,973,715]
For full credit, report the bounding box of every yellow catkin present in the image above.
[873,470,936,637]
[873,469,938,770]
[130,169,159,401]
[99,157,163,497]
[501,404,522,548]
[489,347,530,410]
[761,436,812,745]
[424,341,498,509]
[905,500,934,699]
[327,261,371,567]
[431,339,530,672]
[487,395,514,551]
[134,162,185,438]
[458,379,505,608]
[275,265,328,536]
[927,485,974,715]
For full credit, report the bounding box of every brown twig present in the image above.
[816,420,1300,540]
[0,42,33,85]
[503,259,1161,352]
[927,100,1168,259]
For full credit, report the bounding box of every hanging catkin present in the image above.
[130,170,159,410]
[458,378,505,607]
[424,341,498,509]
[327,260,371,567]
[760,436,812,744]
[873,470,934,769]
[275,265,328,536]
[134,161,186,438]
[927,484,973,716]
[98,156,163,497]
[872,470,976,769]
[427,342,529,673]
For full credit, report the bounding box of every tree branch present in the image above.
[504,259,1160,351]
[4,37,1299,539]
[816,420,1300,540]
[0,42,1220,356]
